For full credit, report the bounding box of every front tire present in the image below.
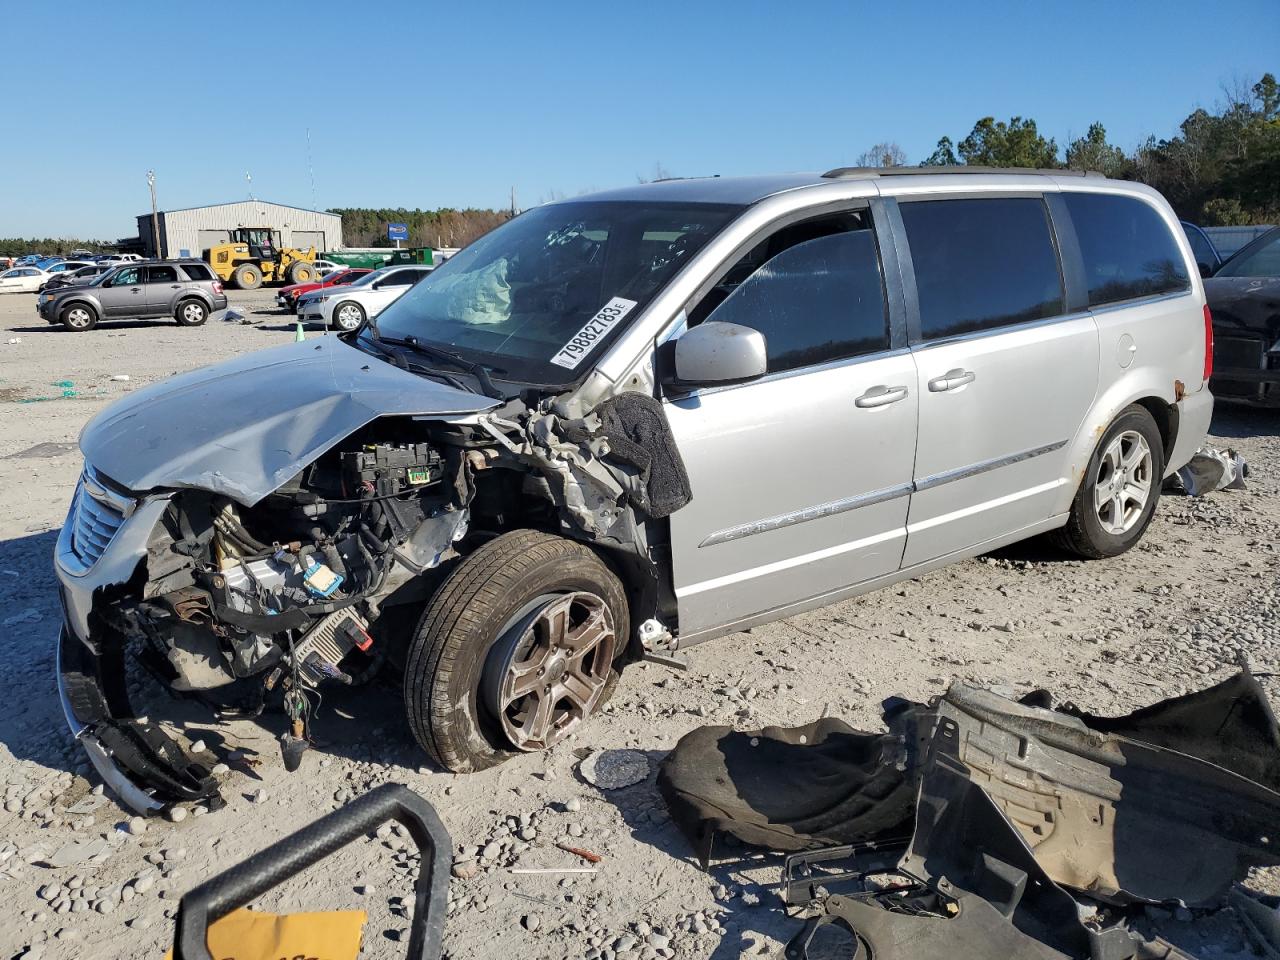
[331,301,366,332]
[232,264,262,290]
[175,298,208,326]
[1055,405,1164,559]
[286,262,315,284]
[61,303,98,332]
[404,530,629,773]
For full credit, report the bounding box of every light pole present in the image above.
[146,170,160,258]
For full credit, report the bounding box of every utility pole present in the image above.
[146,170,160,258]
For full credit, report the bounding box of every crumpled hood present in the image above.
[80,338,498,504]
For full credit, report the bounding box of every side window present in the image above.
[180,263,213,281]
[113,267,141,286]
[1181,224,1218,275]
[900,198,1065,340]
[1062,193,1190,306]
[147,265,178,283]
[689,211,889,374]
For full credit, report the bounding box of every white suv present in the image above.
[296,264,433,330]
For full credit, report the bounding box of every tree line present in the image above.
[860,71,1278,225]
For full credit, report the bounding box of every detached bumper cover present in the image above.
[55,486,220,814]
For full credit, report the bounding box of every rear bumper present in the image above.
[1211,336,1280,406]
[1167,387,1215,475]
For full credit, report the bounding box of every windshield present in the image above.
[365,200,742,385]
[1216,229,1280,279]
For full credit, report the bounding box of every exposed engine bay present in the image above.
[60,374,692,813]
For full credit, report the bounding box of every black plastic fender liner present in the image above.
[173,784,451,960]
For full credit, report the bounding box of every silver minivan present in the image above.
[54,169,1213,813]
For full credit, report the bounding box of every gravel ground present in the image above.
[0,288,1277,960]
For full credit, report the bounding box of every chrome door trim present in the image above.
[914,439,1069,492]
[699,482,913,548]
[698,438,1069,548]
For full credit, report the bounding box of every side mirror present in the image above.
[667,321,767,389]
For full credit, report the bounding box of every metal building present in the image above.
[131,200,344,259]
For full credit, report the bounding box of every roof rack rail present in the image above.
[820,165,1104,180]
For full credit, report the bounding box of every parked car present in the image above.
[1203,225,1280,405]
[296,264,432,330]
[311,259,345,277]
[39,263,114,292]
[36,259,226,331]
[44,260,95,276]
[0,266,52,292]
[52,169,1213,811]
[276,267,373,312]
[1180,221,1222,277]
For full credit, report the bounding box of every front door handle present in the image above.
[855,385,909,408]
[928,368,976,392]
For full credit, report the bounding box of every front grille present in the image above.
[61,467,131,574]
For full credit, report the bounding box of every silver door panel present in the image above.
[667,351,918,637]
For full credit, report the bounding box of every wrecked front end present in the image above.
[54,339,688,814]
[55,418,487,813]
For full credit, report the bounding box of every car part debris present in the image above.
[663,670,1280,911]
[509,866,598,875]
[556,843,603,863]
[580,748,651,789]
[783,728,1192,960]
[659,701,930,867]
[1164,445,1248,495]
[1230,887,1280,960]
[173,783,450,960]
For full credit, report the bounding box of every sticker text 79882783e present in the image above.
[549,297,638,369]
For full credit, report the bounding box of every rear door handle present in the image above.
[855,385,909,408]
[928,368,976,392]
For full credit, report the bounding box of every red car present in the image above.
[275,268,372,313]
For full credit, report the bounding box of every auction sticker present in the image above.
[550,297,638,369]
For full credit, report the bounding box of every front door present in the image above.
[893,196,1099,567]
[666,207,918,640]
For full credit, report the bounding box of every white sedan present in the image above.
[310,259,345,277]
[0,266,52,293]
[297,265,433,331]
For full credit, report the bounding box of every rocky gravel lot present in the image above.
[0,288,1277,959]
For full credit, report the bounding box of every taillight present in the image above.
[213,280,223,294]
[1203,303,1214,383]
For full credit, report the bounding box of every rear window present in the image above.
[1215,230,1280,279]
[181,263,214,282]
[1062,193,1190,306]
[900,197,1065,340]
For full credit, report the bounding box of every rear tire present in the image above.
[1054,405,1165,559]
[331,301,366,332]
[60,302,97,332]
[404,530,628,773]
[232,264,262,290]
[175,298,208,326]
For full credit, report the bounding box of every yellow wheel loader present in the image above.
[203,228,318,290]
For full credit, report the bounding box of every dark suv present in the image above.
[37,259,227,332]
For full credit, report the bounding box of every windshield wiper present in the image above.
[358,335,472,393]
[382,336,507,400]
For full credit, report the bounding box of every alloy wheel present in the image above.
[1093,429,1152,535]
[482,592,616,752]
